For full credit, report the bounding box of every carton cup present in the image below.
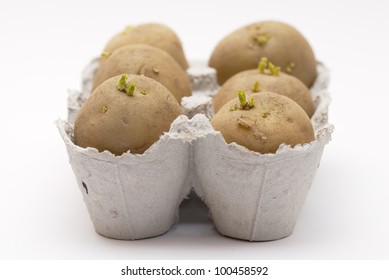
[57,116,192,240]
[191,115,332,241]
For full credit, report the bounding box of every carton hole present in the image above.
[82,181,88,194]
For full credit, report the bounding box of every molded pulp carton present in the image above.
[58,60,332,241]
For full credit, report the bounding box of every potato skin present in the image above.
[213,69,314,117]
[74,75,182,155]
[208,21,317,87]
[211,92,315,154]
[93,44,191,102]
[104,23,189,70]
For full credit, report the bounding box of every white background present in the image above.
[0,0,388,260]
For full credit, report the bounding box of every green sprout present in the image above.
[140,90,147,95]
[126,81,137,96]
[268,62,281,76]
[238,89,247,107]
[102,106,108,113]
[253,34,270,46]
[236,90,255,110]
[101,52,111,58]
[116,74,129,91]
[258,57,268,73]
[258,57,281,76]
[116,74,137,96]
[285,62,295,74]
[248,97,255,107]
[252,80,260,92]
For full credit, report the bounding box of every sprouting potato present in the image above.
[213,59,314,117]
[208,21,317,87]
[211,91,315,154]
[93,44,191,102]
[74,74,182,155]
[104,23,189,70]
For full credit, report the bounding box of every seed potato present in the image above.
[104,23,189,70]
[213,69,314,117]
[208,21,317,87]
[211,92,315,154]
[74,74,182,155]
[93,44,191,102]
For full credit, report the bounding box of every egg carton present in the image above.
[58,60,333,241]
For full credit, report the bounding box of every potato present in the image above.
[213,68,314,117]
[211,91,315,154]
[74,74,182,155]
[208,21,317,87]
[93,44,191,102]
[104,23,189,70]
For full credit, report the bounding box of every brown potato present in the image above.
[213,69,314,117]
[211,92,315,154]
[104,23,189,70]
[74,74,182,155]
[208,21,317,87]
[93,44,191,102]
